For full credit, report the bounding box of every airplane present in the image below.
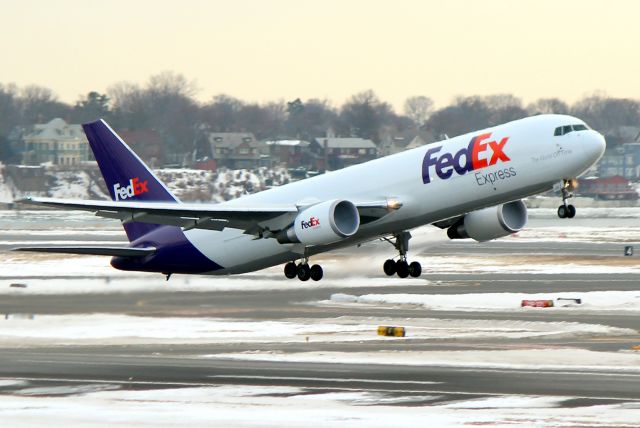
[14,114,605,281]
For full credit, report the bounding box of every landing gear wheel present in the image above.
[383,259,396,276]
[284,262,297,279]
[567,204,576,218]
[409,261,422,278]
[396,260,409,278]
[310,264,323,281]
[297,263,311,281]
[557,205,567,219]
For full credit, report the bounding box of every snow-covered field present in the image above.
[214,347,640,373]
[0,167,292,203]
[0,314,631,347]
[1,385,639,428]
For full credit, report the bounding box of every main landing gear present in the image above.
[557,179,577,219]
[284,259,323,281]
[382,231,422,278]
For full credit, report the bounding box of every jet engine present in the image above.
[277,199,360,245]
[446,200,527,242]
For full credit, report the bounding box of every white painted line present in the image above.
[208,374,442,385]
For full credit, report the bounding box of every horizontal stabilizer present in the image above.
[12,246,156,258]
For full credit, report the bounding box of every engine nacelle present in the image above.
[447,200,527,242]
[277,199,360,246]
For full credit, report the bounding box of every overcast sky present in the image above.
[1,0,637,110]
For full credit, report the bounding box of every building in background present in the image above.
[119,130,165,168]
[207,132,267,170]
[379,128,436,157]
[597,143,640,180]
[264,139,311,169]
[578,175,639,200]
[311,137,377,171]
[21,118,89,166]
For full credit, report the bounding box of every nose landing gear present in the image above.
[382,231,422,278]
[558,179,577,219]
[284,259,323,281]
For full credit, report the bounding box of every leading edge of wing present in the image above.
[16,197,398,232]
[17,197,298,214]
[11,246,156,257]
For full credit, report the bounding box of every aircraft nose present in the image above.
[583,131,606,164]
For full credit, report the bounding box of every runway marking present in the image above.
[207,375,442,385]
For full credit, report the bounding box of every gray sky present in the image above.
[1,0,638,110]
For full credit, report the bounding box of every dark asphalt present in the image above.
[1,229,640,406]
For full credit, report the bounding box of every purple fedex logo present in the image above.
[422,132,511,184]
[113,177,149,201]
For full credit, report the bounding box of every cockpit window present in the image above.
[554,124,589,136]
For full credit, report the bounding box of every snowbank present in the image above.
[3,385,639,428]
[327,290,640,313]
[0,314,632,347]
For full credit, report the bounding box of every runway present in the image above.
[1,210,640,426]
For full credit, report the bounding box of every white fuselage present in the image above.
[183,114,605,274]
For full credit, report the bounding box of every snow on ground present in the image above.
[529,206,640,219]
[2,384,638,428]
[506,226,640,243]
[3,314,628,347]
[0,248,636,294]
[326,290,640,313]
[416,254,640,274]
[213,348,640,373]
[48,171,92,199]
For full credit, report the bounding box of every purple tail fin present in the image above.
[82,119,179,242]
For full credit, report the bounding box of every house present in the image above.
[264,139,311,169]
[578,175,639,200]
[379,128,436,157]
[207,132,266,170]
[311,137,377,170]
[21,118,89,166]
[118,130,165,168]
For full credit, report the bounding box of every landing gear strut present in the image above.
[382,231,422,278]
[284,259,323,281]
[558,179,577,219]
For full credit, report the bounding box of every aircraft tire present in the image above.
[297,263,311,281]
[284,262,297,279]
[310,264,323,281]
[383,259,396,276]
[409,261,422,277]
[557,205,567,218]
[396,260,409,278]
[567,204,576,218]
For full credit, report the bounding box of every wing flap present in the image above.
[12,246,156,257]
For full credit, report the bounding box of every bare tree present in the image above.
[527,98,570,115]
[339,90,394,142]
[18,85,70,124]
[403,96,433,126]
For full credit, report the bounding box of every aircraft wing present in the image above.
[12,246,156,257]
[17,197,395,234]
